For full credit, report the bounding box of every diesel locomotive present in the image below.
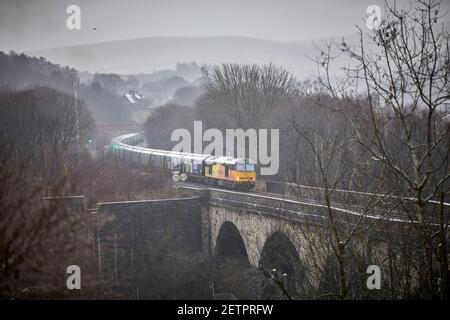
[110,133,256,190]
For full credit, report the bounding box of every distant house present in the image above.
[441,101,450,124]
[122,90,150,106]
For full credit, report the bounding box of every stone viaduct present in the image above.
[87,181,444,298]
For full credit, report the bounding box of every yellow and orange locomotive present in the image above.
[110,133,257,191]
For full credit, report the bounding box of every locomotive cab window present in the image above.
[246,164,255,171]
[236,163,254,172]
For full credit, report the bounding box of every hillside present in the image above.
[27,35,357,78]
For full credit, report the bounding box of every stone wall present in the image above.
[94,196,205,297]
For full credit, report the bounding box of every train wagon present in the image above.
[110,133,256,191]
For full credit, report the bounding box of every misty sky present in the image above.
[2,0,447,53]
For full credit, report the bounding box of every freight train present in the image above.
[110,133,256,190]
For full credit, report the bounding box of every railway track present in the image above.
[112,132,448,227]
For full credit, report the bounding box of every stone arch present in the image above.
[259,231,304,299]
[213,221,254,298]
[215,221,250,264]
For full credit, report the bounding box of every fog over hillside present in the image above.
[27,35,359,78]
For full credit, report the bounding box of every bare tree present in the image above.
[0,140,94,299]
[200,63,298,129]
[314,0,449,299]
[0,87,95,177]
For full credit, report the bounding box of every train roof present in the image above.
[111,133,255,165]
[204,156,253,165]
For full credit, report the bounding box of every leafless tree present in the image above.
[0,140,96,299]
[0,87,95,177]
[313,0,449,299]
[200,63,298,129]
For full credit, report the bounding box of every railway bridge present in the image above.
[92,132,448,298]
[93,181,440,298]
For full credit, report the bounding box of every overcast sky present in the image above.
[1,0,449,52]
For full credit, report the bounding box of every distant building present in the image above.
[441,101,450,113]
[122,90,150,106]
